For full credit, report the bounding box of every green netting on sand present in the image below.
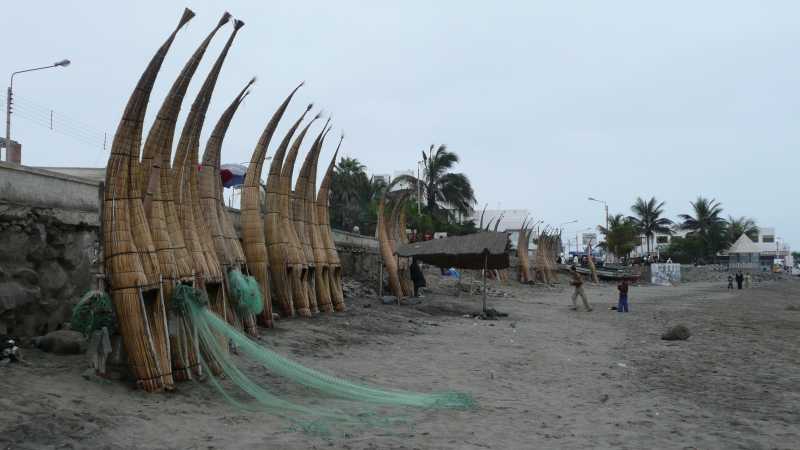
[227,269,264,316]
[71,290,116,337]
[173,285,475,433]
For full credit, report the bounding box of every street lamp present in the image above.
[6,59,71,158]
[587,197,609,231]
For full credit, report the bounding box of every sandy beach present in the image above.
[2,274,799,450]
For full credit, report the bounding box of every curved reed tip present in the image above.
[219,12,232,26]
[234,19,245,30]
[249,76,257,85]
[180,8,196,26]
[305,103,313,112]
[312,112,322,121]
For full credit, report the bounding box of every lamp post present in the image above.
[558,220,577,255]
[588,196,609,261]
[587,197,608,231]
[6,59,71,158]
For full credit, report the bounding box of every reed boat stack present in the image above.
[102,9,347,390]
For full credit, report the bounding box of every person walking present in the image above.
[410,257,427,298]
[569,265,592,311]
[617,279,630,313]
[735,271,744,290]
[727,274,734,289]
[744,272,752,288]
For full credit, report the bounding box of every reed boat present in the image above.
[103,8,194,392]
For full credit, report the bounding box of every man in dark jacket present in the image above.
[735,272,744,290]
[410,257,427,297]
[617,279,630,312]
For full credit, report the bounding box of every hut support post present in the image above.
[379,262,383,298]
[482,252,487,313]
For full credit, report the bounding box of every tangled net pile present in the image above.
[227,269,264,316]
[171,284,476,433]
[71,290,116,337]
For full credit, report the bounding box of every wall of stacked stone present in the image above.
[0,163,381,336]
[0,162,102,336]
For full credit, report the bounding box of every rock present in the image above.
[12,268,39,286]
[37,261,68,294]
[0,281,40,313]
[381,296,397,304]
[662,324,691,341]
[37,329,86,354]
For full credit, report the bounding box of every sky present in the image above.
[4,1,798,249]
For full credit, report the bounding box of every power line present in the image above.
[2,96,108,161]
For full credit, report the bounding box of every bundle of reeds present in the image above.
[386,192,413,297]
[376,193,404,300]
[103,9,194,392]
[281,114,322,315]
[517,218,532,283]
[265,105,313,317]
[308,132,334,312]
[139,13,229,382]
[200,78,257,336]
[171,19,243,375]
[586,241,600,283]
[241,85,303,328]
[316,138,346,311]
[293,121,331,314]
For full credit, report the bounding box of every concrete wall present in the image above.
[0,163,379,336]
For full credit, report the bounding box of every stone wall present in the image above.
[0,162,102,336]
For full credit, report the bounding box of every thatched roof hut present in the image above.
[396,232,511,270]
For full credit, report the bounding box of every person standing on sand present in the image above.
[569,265,592,311]
[728,274,734,289]
[410,257,427,298]
[744,272,752,288]
[617,279,630,313]
[736,271,744,290]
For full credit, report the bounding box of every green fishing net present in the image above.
[71,290,116,337]
[173,285,475,433]
[227,269,264,316]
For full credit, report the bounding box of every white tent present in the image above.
[728,234,760,268]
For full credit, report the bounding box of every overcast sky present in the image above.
[5,1,798,248]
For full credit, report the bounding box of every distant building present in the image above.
[373,174,391,185]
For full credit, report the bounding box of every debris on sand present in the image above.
[661,324,691,341]
[462,308,509,321]
[35,330,87,354]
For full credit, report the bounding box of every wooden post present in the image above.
[378,262,383,298]
[482,251,488,313]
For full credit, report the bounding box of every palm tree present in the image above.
[725,216,759,244]
[330,157,386,233]
[678,196,727,261]
[628,196,673,256]
[394,145,476,221]
[597,214,640,258]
